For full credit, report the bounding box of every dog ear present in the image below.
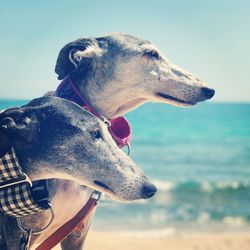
[55,38,105,80]
[0,109,21,156]
[0,125,12,157]
[0,108,38,145]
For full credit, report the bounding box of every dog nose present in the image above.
[141,183,157,199]
[201,87,215,99]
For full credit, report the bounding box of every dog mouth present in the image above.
[156,92,197,106]
[93,180,114,193]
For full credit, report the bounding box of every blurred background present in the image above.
[1,0,250,234]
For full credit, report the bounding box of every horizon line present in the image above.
[0,98,250,104]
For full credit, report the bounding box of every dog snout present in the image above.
[201,87,215,100]
[141,183,157,199]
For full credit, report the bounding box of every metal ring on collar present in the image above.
[125,142,130,156]
[17,204,55,235]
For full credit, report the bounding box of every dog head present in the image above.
[55,33,215,118]
[0,97,156,201]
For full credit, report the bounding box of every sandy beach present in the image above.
[85,231,250,250]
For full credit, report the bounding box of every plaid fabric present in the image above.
[0,147,24,182]
[0,182,41,217]
[0,148,43,217]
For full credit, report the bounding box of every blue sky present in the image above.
[0,0,249,102]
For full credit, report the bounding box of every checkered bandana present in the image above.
[0,147,43,217]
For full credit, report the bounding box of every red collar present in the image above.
[54,76,131,148]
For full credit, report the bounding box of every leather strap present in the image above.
[36,191,100,250]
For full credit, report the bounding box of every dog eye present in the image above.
[143,50,160,60]
[90,129,102,140]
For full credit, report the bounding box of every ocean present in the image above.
[1,99,250,233]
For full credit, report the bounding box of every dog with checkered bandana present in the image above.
[0,96,156,249]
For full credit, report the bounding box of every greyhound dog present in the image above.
[50,33,215,249]
[55,33,215,119]
[0,96,156,249]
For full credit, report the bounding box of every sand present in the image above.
[84,231,250,250]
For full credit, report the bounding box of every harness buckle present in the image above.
[0,173,32,189]
[91,191,101,201]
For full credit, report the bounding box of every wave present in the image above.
[223,216,247,226]
[153,179,250,194]
[95,179,250,231]
[152,179,176,191]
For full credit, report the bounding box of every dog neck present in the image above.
[84,84,148,118]
[21,159,79,184]
[70,74,148,119]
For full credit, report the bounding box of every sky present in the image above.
[0,0,249,102]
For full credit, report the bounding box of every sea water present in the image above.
[1,100,250,232]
